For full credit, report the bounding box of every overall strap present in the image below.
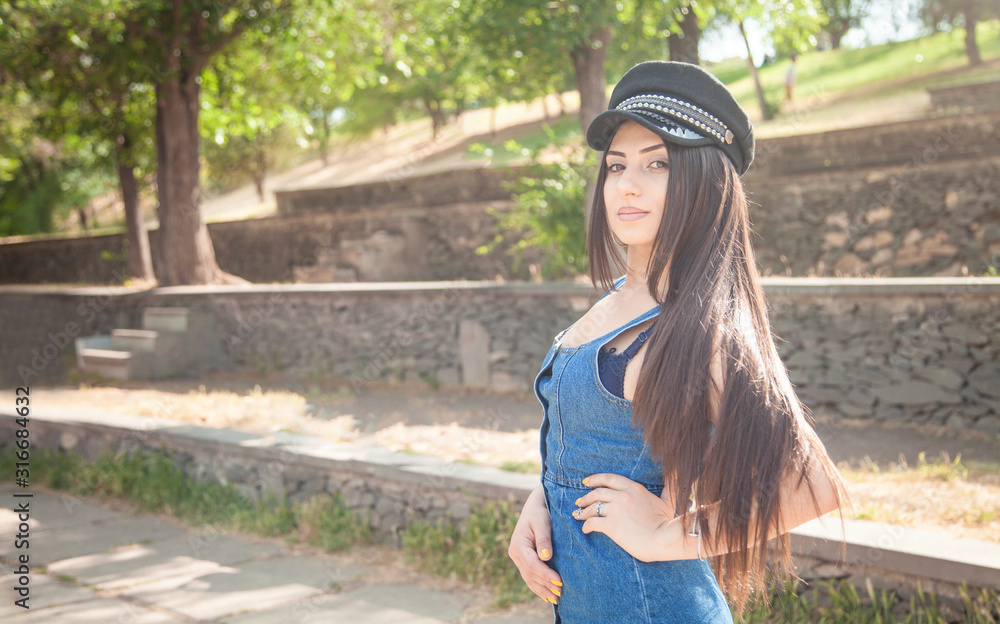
[622,320,657,360]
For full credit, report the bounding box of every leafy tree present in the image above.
[0,1,156,282]
[818,0,871,49]
[474,128,595,279]
[110,0,307,286]
[269,3,374,164]
[714,0,824,120]
[917,0,997,66]
[200,31,302,202]
[667,2,708,64]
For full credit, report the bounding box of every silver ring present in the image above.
[595,501,605,518]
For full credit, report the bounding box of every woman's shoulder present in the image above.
[601,275,627,298]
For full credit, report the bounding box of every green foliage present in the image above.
[473,125,593,279]
[499,460,541,474]
[0,445,371,550]
[737,578,1000,623]
[402,498,533,607]
[294,493,373,552]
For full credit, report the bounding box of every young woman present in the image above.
[508,61,847,623]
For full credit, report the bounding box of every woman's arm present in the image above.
[508,483,563,603]
[573,348,843,562]
[572,439,840,562]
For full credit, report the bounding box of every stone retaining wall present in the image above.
[2,279,998,435]
[0,200,533,285]
[2,409,998,599]
[929,80,1000,114]
[2,112,999,285]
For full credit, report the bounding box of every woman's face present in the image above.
[603,120,669,250]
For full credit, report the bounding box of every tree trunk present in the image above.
[570,25,612,133]
[963,4,981,66]
[254,149,266,203]
[570,25,612,235]
[739,20,771,121]
[668,6,701,64]
[114,138,155,285]
[829,28,846,49]
[319,106,331,167]
[153,77,246,285]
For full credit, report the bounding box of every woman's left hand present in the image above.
[573,473,681,563]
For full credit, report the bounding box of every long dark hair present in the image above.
[587,132,847,612]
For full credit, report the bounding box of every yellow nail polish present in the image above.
[574,497,582,506]
[540,548,550,559]
[552,588,562,597]
[551,579,563,587]
[582,477,590,485]
[545,597,556,604]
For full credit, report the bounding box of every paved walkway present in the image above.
[0,483,550,623]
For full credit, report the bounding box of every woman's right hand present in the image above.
[508,484,563,604]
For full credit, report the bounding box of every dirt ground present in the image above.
[23,370,1000,543]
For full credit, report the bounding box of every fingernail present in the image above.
[551,579,563,587]
[540,548,550,559]
[574,497,582,506]
[545,597,556,604]
[552,588,562,597]
[583,477,590,485]
[572,509,580,518]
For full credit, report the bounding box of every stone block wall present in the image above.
[0,200,536,285]
[2,279,998,435]
[2,112,999,286]
[929,80,1000,115]
[746,156,1000,277]
[0,412,535,547]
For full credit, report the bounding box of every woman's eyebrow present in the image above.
[606,144,667,157]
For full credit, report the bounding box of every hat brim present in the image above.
[586,110,717,152]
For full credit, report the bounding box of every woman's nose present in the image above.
[616,165,640,197]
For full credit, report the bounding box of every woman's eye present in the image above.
[650,160,668,170]
[607,162,625,172]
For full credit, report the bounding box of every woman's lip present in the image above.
[618,211,648,221]
[617,208,649,215]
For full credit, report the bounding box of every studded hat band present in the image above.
[617,93,735,145]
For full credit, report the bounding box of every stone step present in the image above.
[77,348,132,381]
[142,307,190,333]
[111,328,159,353]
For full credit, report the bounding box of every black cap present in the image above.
[587,61,755,175]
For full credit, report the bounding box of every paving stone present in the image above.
[0,515,186,566]
[0,573,94,617]
[0,487,119,537]
[226,583,468,624]
[47,531,286,591]
[5,596,186,623]
[122,554,361,621]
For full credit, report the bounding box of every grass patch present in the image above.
[741,579,1000,623]
[402,498,533,608]
[0,445,371,551]
[715,24,1000,113]
[466,116,581,166]
[499,460,540,474]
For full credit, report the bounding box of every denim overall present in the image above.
[534,276,733,623]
